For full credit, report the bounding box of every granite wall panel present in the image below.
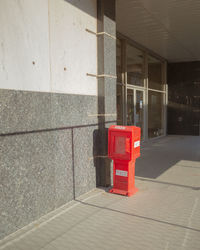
[73,126,98,198]
[0,89,101,240]
[0,89,98,134]
[0,130,73,239]
[104,35,116,76]
[104,78,117,122]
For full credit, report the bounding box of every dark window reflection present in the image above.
[148,91,164,138]
[148,56,164,90]
[126,44,144,87]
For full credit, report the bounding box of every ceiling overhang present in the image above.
[116,0,200,62]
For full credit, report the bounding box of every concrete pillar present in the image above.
[96,0,116,186]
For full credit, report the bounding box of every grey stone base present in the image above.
[0,89,115,240]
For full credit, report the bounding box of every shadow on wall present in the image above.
[64,0,97,18]
[93,128,112,187]
[64,0,116,22]
[135,136,200,179]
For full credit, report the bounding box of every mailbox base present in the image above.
[109,187,138,197]
[109,160,138,197]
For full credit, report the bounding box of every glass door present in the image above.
[135,90,144,139]
[127,89,134,125]
[127,88,144,139]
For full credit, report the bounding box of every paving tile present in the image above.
[1,136,200,250]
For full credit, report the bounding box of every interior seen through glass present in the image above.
[127,89,144,139]
[148,91,164,138]
[148,56,163,90]
[116,39,165,140]
[126,44,144,87]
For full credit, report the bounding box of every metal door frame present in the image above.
[118,38,167,142]
[127,86,146,140]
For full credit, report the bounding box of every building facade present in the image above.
[0,0,116,239]
[0,0,200,240]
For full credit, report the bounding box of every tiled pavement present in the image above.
[0,136,200,250]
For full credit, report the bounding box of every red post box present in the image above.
[108,125,141,197]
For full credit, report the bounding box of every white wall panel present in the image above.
[49,0,97,96]
[0,0,97,95]
[0,0,50,92]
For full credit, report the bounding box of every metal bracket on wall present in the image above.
[85,28,116,40]
[86,73,117,79]
[86,28,117,80]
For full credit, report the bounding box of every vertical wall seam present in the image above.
[71,128,76,200]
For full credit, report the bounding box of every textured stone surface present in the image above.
[0,89,98,134]
[0,130,73,239]
[104,35,116,75]
[0,90,52,134]
[0,88,110,240]
[97,0,116,187]
[73,126,98,197]
[50,93,98,129]
[104,78,117,122]
[101,0,116,37]
[104,15,116,37]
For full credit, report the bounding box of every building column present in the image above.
[96,0,116,186]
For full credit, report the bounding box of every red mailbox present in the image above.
[108,125,141,197]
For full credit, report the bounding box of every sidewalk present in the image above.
[1,136,200,250]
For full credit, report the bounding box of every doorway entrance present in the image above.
[116,38,167,141]
[127,88,145,139]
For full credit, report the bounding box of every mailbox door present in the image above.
[109,131,132,161]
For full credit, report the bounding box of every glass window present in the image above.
[127,89,134,125]
[117,84,123,125]
[126,44,144,86]
[148,91,164,138]
[116,39,122,83]
[135,90,144,139]
[148,56,164,90]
